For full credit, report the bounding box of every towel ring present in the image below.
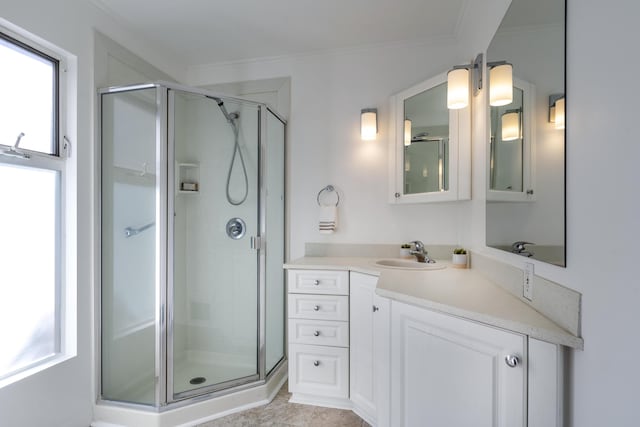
[317,185,340,207]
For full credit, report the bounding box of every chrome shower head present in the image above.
[208,96,239,123]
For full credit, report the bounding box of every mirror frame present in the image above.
[388,72,471,204]
[487,77,536,202]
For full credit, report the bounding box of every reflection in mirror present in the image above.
[404,82,449,194]
[490,86,524,192]
[486,0,565,267]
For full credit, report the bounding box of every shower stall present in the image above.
[98,82,286,410]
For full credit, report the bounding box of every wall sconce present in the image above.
[447,53,483,110]
[404,119,412,146]
[361,108,378,140]
[501,109,521,141]
[549,94,565,130]
[488,62,513,106]
[447,55,513,109]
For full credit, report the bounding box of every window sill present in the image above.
[0,352,76,390]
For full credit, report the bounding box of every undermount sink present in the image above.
[374,259,446,271]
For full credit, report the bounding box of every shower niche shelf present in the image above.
[177,162,200,194]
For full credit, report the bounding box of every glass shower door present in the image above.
[101,87,160,406]
[169,90,260,400]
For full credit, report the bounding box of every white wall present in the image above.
[564,0,640,424]
[0,1,180,426]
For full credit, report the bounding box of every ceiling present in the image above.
[90,0,468,66]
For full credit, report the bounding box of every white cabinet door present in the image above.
[350,272,390,427]
[391,301,526,427]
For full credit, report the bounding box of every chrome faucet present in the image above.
[409,240,435,263]
[512,241,534,257]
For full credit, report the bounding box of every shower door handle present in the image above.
[251,236,263,250]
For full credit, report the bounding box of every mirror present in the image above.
[404,82,449,194]
[486,0,566,266]
[488,78,534,201]
[390,72,470,204]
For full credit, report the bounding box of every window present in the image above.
[0,27,70,385]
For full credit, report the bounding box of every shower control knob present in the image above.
[313,360,320,367]
[313,280,320,286]
[314,330,320,336]
[313,305,320,311]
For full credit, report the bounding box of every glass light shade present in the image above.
[554,97,565,130]
[501,112,520,141]
[490,64,513,106]
[447,68,469,109]
[361,109,377,140]
[404,119,412,146]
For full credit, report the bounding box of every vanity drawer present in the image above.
[289,343,349,398]
[288,269,349,295]
[288,294,349,321]
[289,319,349,347]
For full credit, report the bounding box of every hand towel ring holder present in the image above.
[317,185,340,207]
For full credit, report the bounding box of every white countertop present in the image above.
[284,257,583,349]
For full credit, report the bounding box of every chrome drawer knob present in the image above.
[313,280,320,286]
[313,360,320,367]
[372,305,379,312]
[313,305,320,311]
[505,354,520,368]
[314,330,320,336]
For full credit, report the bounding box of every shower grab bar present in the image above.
[124,222,155,238]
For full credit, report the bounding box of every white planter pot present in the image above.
[452,254,468,269]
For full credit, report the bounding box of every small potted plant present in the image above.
[400,243,412,258]
[452,248,468,269]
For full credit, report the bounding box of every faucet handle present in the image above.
[512,241,534,252]
[410,240,425,252]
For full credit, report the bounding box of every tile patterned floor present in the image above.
[197,382,369,427]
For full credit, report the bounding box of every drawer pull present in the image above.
[313,360,320,367]
[313,330,320,336]
[372,305,379,312]
[313,280,320,286]
[313,305,320,311]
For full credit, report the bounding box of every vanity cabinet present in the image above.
[390,300,527,427]
[349,272,391,427]
[287,269,351,407]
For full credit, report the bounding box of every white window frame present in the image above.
[0,21,76,389]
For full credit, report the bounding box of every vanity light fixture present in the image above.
[447,53,483,110]
[549,94,565,130]
[404,119,412,146]
[361,108,378,140]
[488,62,513,106]
[501,109,521,141]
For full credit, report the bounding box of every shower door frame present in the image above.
[96,82,287,410]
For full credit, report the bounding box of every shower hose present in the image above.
[225,119,249,206]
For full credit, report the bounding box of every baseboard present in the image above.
[289,392,352,410]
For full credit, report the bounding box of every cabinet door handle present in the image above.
[313,330,320,336]
[372,305,379,312]
[313,280,320,286]
[313,360,320,367]
[505,354,520,368]
[313,305,320,311]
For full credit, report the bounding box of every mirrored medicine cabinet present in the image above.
[486,0,566,267]
[389,72,471,204]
